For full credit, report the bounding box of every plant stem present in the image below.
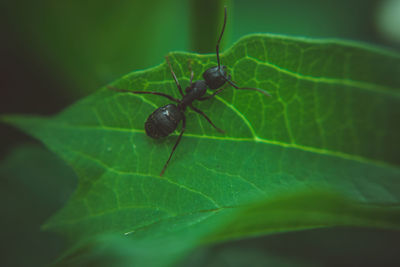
[189,0,228,53]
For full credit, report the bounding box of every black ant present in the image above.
[109,57,224,176]
[200,7,271,98]
[108,7,270,176]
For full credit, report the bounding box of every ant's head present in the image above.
[202,7,271,97]
[202,6,230,90]
[203,65,229,89]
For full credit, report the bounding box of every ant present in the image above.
[200,7,271,98]
[108,7,270,176]
[109,57,224,176]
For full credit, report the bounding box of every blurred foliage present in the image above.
[1,0,189,97]
[182,227,400,267]
[232,0,379,41]
[0,144,77,266]
[190,0,227,53]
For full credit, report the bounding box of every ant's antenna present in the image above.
[223,77,272,97]
[216,6,227,70]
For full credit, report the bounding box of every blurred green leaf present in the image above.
[0,144,77,266]
[183,226,400,267]
[1,34,400,265]
[232,0,379,41]
[50,191,400,267]
[3,0,188,97]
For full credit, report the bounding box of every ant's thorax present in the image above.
[179,80,208,110]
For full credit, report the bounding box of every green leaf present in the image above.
[49,191,400,267]
[1,34,400,264]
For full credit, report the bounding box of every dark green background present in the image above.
[1,0,399,266]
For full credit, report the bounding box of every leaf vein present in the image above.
[65,146,221,209]
[244,56,399,96]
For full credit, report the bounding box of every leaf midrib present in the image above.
[34,117,394,169]
[97,92,396,169]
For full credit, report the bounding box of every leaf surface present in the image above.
[2,34,400,264]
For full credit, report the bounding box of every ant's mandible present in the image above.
[108,7,270,176]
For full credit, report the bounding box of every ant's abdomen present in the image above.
[145,104,184,138]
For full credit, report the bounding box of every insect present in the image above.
[109,57,224,176]
[199,7,271,98]
[108,7,270,176]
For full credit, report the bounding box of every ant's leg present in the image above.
[189,104,224,133]
[160,115,186,176]
[165,56,184,97]
[198,88,224,101]
[107,86,180,103]
[223,76,271,97]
